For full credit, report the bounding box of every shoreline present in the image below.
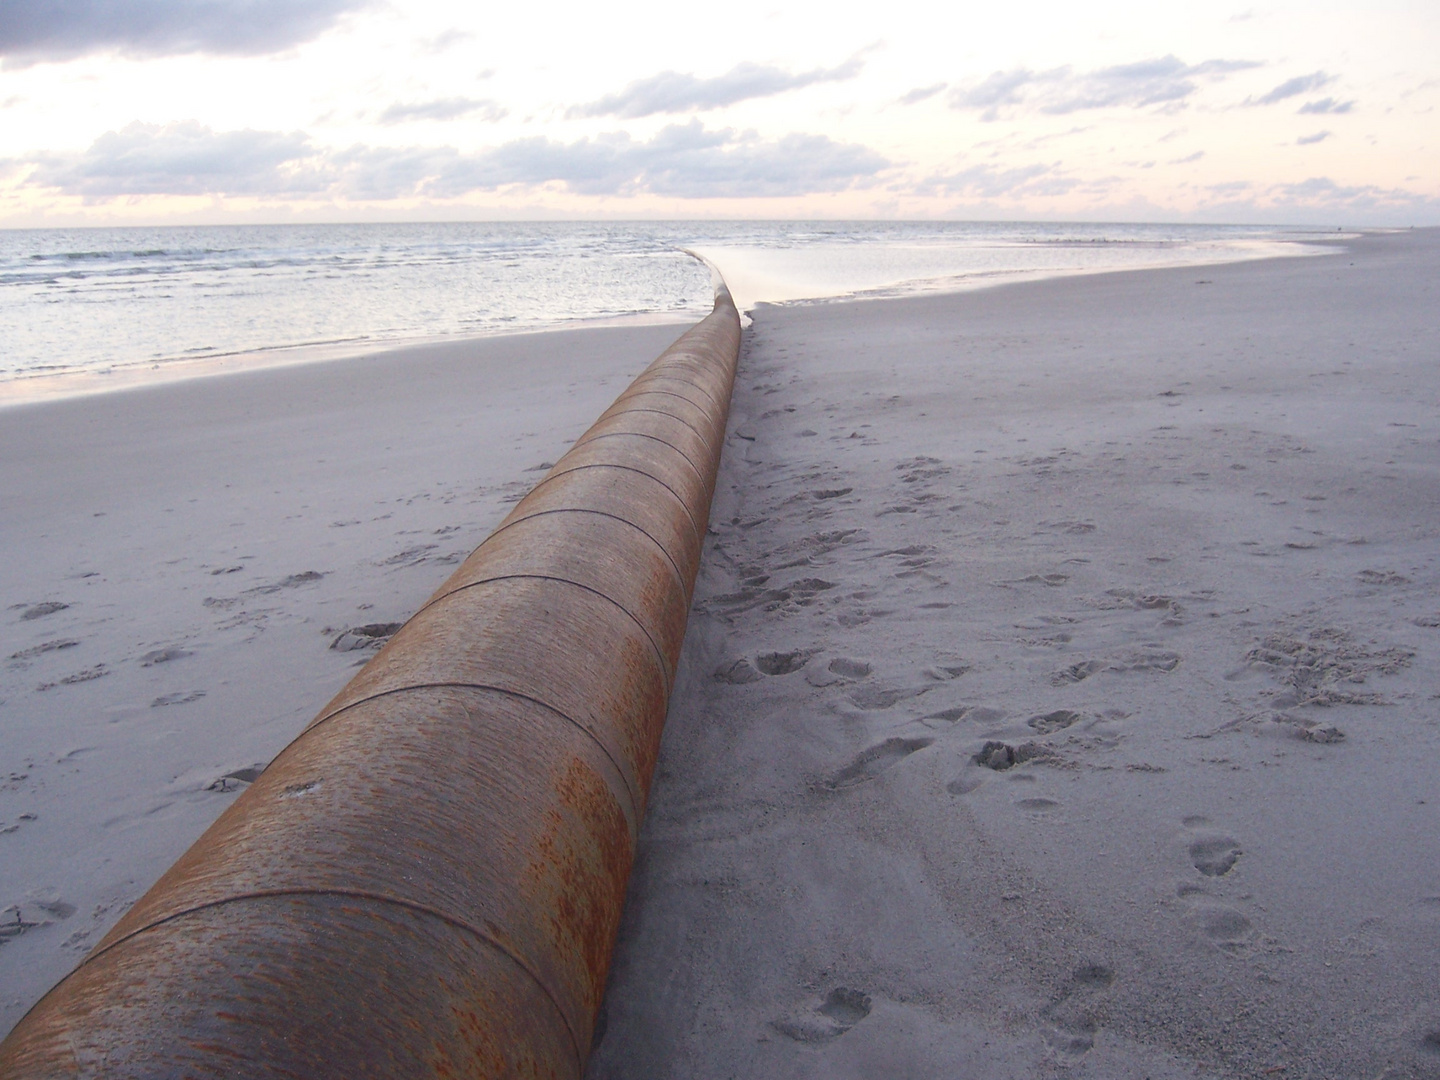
[0,308,706,410]
[2,227,1345,410]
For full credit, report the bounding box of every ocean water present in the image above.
[0,220,1334,402]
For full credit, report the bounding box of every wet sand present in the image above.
[589,229,1440,1079]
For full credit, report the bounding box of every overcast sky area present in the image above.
[0,0,1435,225]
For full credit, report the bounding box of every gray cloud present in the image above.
[23,120,323,197]
[951,55,1260,120]
[379,98,507,125]
[0,0,372,65]
[1275,177,1379,202]
[426,121,890,198]
[951,68,1050,117]
[1249,71,1334,105]
[1298,97,1354,115]
[570,56,865,119]
[1169,150,1205,164]
[898,83,947,106]
[18,118,888,201]
[1297,131,1332,145]
[1239,177,1439,222]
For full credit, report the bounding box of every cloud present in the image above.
[951,68,1050,118]
[570,55,866,119]
[22,120,324,197]
[1186,175,1440,224]
[379,98,507,124]
[1298,97,1354,115]
[898,83,947,106]
[1267,176,1440,218]
[16,118,889,201]
[1249,71,1334,105]
[427,121,890,198]
[1296,130,1331,145]
[0,0,372,65]
[951,55,1259,120]
[919,161,1077,199]
[1169,150,1205,164]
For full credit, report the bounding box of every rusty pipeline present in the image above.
[0,286,742,1078]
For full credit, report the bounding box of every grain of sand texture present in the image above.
[588,230,1440,1080]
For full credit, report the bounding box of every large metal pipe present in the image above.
[0,286,742,1078]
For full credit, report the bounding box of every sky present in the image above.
[0,0,1436,226]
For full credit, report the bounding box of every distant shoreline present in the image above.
[1,223,1340,409]
[0,220,1338,408]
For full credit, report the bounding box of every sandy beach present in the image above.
[3,229,1438,1077]
[0,322,687,1035]
[588,229,1440,1079]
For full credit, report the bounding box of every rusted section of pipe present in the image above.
[0,286,742,1078]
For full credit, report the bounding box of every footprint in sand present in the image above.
[848,684,932,710]
[151,691,206,708]
[923,706,972,726]
[1357,569,1410,587]
[1172,820,1265,951]
[974,741,1055,771]
[1051,660,1103,685]
[772,987,872,1043]
[805,657,871,687]
[140,646,192,666]
[1016,797,1061,814]
[247,571,326,594]
[1027,709,1083,735]
[754,650,811,676]
[8,639,79,662]
[1190,903,1253,945]
[1175,882,1259,954]
[1041,963,1115,1059]
[1186,827,1243,877]
[946,770,987,795]
[1,895,78,945]
[829,738,932,789]
[714,658,765,684]
[19,602,69,621]
[37,665,108,691]
[829,657,872,679]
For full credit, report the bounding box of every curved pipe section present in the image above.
[0,287,742,1079]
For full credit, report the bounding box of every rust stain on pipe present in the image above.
[0,286,742,1078]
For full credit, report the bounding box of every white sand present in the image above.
[588,230,1440,1079]
[0,323,687,1035]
